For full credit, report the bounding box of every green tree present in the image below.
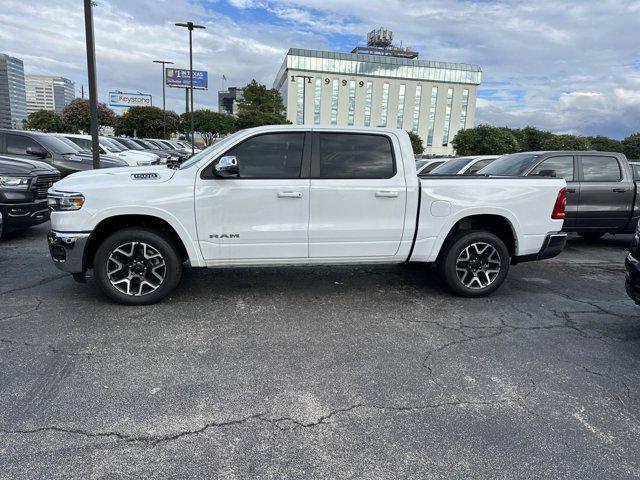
[452,124,520,156]
[407,131,424,155]
[61,98,116,133]
[180,110,237,146]
[513,126,553,152]
[235,110,291,130]
[24,109,65,132]
[587,135,624,153]
[540,134,591,151]
[237,79,285,114]
[115,106,180,138]
[622,133,640,160]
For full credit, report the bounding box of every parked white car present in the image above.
[428,155,499,175]
[47,126,567,305]
[63,134,159,167]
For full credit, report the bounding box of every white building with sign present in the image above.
[274,28,481,155]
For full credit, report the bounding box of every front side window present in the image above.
[530,156,574,181]
[581,156,621,182]
[318,133,394,179]
[221,133,304,178]
[5,134,41,155]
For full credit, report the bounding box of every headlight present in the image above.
[48,192,85,211]
[0,175,30,189]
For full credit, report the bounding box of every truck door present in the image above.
[528,155,578,228]
[308,132,407,258]
[194,132,311,261]
[576,155,633,230]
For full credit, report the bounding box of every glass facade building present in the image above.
[0,54,27,129]
[275,46,481,154]
[25,75,75,115]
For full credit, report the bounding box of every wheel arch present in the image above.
[85,214,195,270]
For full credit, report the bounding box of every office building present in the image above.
[0,54,27,129]
[218,87,243,115]
[274,27,481,155]
[26,75,75,114]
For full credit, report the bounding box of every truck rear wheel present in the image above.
[94,228,182,305]
[438,230,509,298]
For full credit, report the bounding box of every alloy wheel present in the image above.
[106,242,166,296]
[455,242,502,289]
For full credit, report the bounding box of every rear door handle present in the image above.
[277,192,302,198]
[613,188,627,193]
[375,190,399,198]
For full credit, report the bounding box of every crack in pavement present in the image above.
[0,337,93,358]
[0,273,69,296]
[0,298,43,323]
[0,393,529,445]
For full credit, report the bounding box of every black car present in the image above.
[0,155,60,232]
[0,129,126,176]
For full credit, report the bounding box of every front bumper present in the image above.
[47,230,91,273]
[625,253,640,305]
[0,200,49,230]
[514,232,568,264]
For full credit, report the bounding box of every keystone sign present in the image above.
[109,92,152,108]
[165,68,208,90]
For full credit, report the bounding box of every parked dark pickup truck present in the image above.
[479,151,639,239]
[0,156,60,232]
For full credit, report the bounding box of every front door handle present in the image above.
[375,190,399,198]
[613,188,627,193]
[277,192,302,198]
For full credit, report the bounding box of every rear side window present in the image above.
[464,158,494,174]
[5,134,41,155]
[420,161,444,174]
[223,132,304,178]
[318,133,394,179]
[581,156,621,182]
[530,156,574,181]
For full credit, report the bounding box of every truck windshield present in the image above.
[180,132,244,169]
[428,157,474,175]
[478,153,541,176]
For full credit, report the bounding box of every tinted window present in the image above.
[429,157,474,175]
[5,134,42,155]
[479,153,541,176]
[530,156,574,181]
[631,164,640,180]
[464,158,495,174]
[224,133,304,178]
[318,133,394,179]
[581,156,621,182]
[421,161,444,174]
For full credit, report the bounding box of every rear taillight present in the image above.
[552,187,567,219]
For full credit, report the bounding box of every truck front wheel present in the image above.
[94,228,182,305]
[439,230,510,298]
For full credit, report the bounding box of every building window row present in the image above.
[380,83,390,127]
[426,86,438,146]
[442,87,454,146]
[314,78,322,125]
[396,84,406,129]
[364,81,373,127]
[412,85,422,133]
[459,88,469,131]
[347,80,356,126]
[296,77,305,125]
[330,79,339,125]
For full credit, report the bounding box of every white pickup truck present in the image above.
[47,126,568,305]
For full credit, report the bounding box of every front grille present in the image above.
[34,173,61,199]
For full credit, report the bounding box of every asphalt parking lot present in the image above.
[1,223,640,479]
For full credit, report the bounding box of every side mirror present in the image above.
[214,156,239,177]
[26,146,47,158]
[538,169,557,177]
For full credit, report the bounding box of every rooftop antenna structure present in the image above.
[352,27,419,59]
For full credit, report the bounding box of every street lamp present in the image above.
[83,0,100,169]
[153,59,173,138]
[175,21,205,156]
[294,75,313,124]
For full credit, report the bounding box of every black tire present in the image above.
[579,232,605,241]
[438,230,510,298]
[94,227,182,305]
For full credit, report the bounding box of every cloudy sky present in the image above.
[1,0,639,138]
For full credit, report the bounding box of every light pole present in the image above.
[153,59,173,138]
[175,21,205,156]
[294,75,312,124]
[83,0,100,169]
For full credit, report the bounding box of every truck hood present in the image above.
[50,165,176,192]
[0,156,59,174]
